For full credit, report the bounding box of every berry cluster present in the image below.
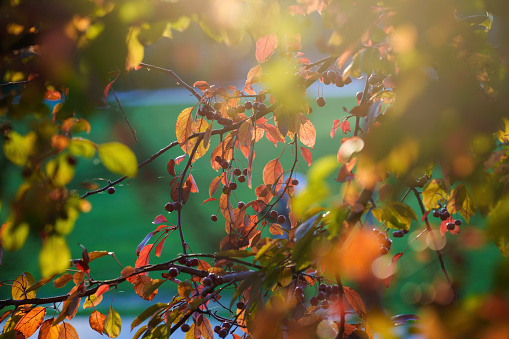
[213,321,233,338]
[316,71,353,107]
[373,228,392,255]
[269,209,286,224]
[164,201,182,213]
[175,256,199,268]
[431,204,462,230]
[308,283,341,309]
[198,94,268,126]
[201,272,225,288]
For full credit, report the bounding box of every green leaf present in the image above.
[131,303,168,331]
[488,198,509,257]
[104,306,122,338]
[3,131,36,166]
[39,235,71,277]
[98,142,138,177]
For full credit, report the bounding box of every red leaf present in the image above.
[153,215,167,224]
[103,73,120,104]
[75,261,90,273]
[95,284,109,298]
[202,198,218,205]
[296,57,309,64]
[422,210,430,222]
[135,244,153,270]
[330,119,340,138]
[44,90,61,101]
[154,224,167,233]
[298,113,316,148]
[193,81,210,92]
[155,235,169,257]
[167,159,176,176]
[175,154,186,165]
[134,65,142,70]
[340,120,351,134]
[256,33,278,64]
[300,147,313,166]
[263,158,284,192]
[440,217,460,238]
[136,233,153,256]
[186,173,199,193]
[264,124,285,146]
[384,252,404,288]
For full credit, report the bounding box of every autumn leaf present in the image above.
[178,280,193,298]
[238,121,253,147]
[98,142,138,177]
[263,158,284,192]
[135,244,153,271]
[95,284,109,298]
[104,306,121,338]
[193,80,210,92]
[53,273,73,288]
[103,72,119,104]
[12,272,36,300]
[340,120,351,134]
[344,286,367,319]
[176,107,194,146]
[90,310,106,335]
[59,322,79,339]
[14,306,46,338]
[155,234,168,257]
[167,159,176,176]
[300,146,313,166]
[298,113,316,148]
[422,179,447,210]
[256,33,278,63]
[38,318,61,338]
[330,119,340,138]
[447,184,476,222]
[83,294,103,309]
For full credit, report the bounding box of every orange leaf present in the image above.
[269,223,284,236]
[38,318,61,339]
[175,154,186,165]
[135,244,153,271]
[298,113,316,148]
[193,81,210,92]
[384,252,403,288]
[209,174,225,197]
[299,147,313,166]
[340,120,351,134]
[255,33,278,64]
[202,197,218,205]
[134,275,158,301]
[53,273,73,288]
[210,132,235,171]
[263,159,283,192]
[238,121,253,147]
[95,284,109,298]
[155,235,168,257]
[186,173,199,193]
[121,266,137,283]
[344,286,367,319]
[89,310,105,335]
[103,73,119,104]
[330,119,340,138]
[59,322,79,339]
[44,90,61,101]
[14,306,46,338]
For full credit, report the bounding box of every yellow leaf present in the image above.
[68,138,96,158]
[3,131,36,166]
[98,142,138,177]
[46,154,75,186]
[39,236,71,277]
[12,272,36,300]
[83,294,103,309]
[1,221,29,251]
[126,27,144,70]
[104,306,121,338]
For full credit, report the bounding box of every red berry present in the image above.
[344,76,352,85]
[318,283,327,292]
[455,219,462,226]
[165,203,174,212]
[380,247,389,255]
[173,201,182,210]
[321,300,330,309]
[356,91,363,103]
[221,160,229,169]
[310,297,319,306]
[317,291,325,300]
[236,301,245,309]
[215,156,222,163]
[238,175,246,183]
[178,257,187,265]
[257,103,267,112]
[243,168,248,175]
[181,324,191,332]
[107,187,115,194]
[392,230,404,238]
[237,201,245,209]
[190,258,199,267]
[211,215,218,222]
[222,186,229,194]
[229,182,237,190]
[218,329,228,338]
[277,215,286,223]
[198,107,207,116]
[316,96,326,107]
[270,210,278,218]
[447,222,455,230]
[433,210,440,218]
[244,101,252,110]
[335,76,344,87]
[233,168,242,176]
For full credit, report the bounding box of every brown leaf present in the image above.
[167,159,176,176]
[59,322,79,339]
[89,310,106,335]
[344,286,367,319]
[53,273,73,289]
[263,159,284,192]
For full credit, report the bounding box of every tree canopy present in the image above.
[1,0,509,338]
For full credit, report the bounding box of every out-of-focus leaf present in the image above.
[3,131,36,166]
[39,236,71,277]
[390,314,420,326]
[98,142,138,177]
[1,221,29,251]
[256,33,278,63]
[68,138,96,158]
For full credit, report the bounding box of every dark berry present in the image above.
[252,102,260,110]
[202,277,213,286]
[440,210,450,220]
[238,175,246,183]
[270,210,278,218]
[173,201,182,210]
[211,215,218,222]
[215,155,223,163]
[215,276,224,285]
[295,287,304,295]
[168,267,179,277]
[243,168,248,175]
[348,330,369,339]
[356,91,363,103]
[244,101,252,110]
[384,238,392,248]
[190,258,199,267]
[392,230,404,238]
[447,222,455,231]
[403,229,409,234]
[221,160,229,169]
[256,94,266,102]
[321,300,329,309]
[181,324,190,332]
[277,215,286,223]
[229,182,237,190]
[165,203,174,212]
[316,96,326,107]
[368,74,381,85]
[322,76,331,85]
[317,291,325,300]
[214,325,221,334]
[335,76,344,87]
[236,301,245,309]
[257,103,267,113]
[107,187,115,194]
[198,107,207,116]
[344,76,352,85]
[185,260,192,267]
[291,179,299,186]
[218,329,228,338]
[237,201,245,209]
[67,156,77,166]
[433,210,440,218]
[330,294,339,302]
[233,168,242,176]
[310,297,319,306]
[222,186,229,194]
[222,322,231,330]
[208,273,217,281]
[380,247,389,255]
[318,283,327,292]
[330,285,340,294]
[455,219,462,226]
[178,257,187,265]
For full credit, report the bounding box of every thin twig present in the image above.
[335,273,346,339]
[110,88,138,142]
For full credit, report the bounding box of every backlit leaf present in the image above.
[83,294,103,309]
[59,322,79,339]
[178,280,193,298]
[330,119,340,138]
[167,159,176,176]
[300,146,313,166]
[135,244,153,270]
[12,272,36,300]
[263,158,283,192]
[238,121,253,147]
[98,142,138,177]
[3,131,36,166]
[337,137,364,163]
[46,153,75,186]
[1,221,29,251]
[422,179,447,210]
[104,306,121,338]
[14,307,45,337]
[90,310,106,335]
[340,120,351,134]
[155,235,168,257]
[95,284,109,298]
[131,303,168,331]
[126,26,144,70]
[39,236,71,277]
[210,132,235,171]
[153,215,167,224]
[256,33,278,63]
[176,107,193,145]
[198,316,214,339]
[344,286,367,319]
[186,119,210,161]
[38,318,60,338]
[269,223,284,235]
[447,184,476,223]
[68,138,96,158]
[298,113,316,148]
[53,273,73,288]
